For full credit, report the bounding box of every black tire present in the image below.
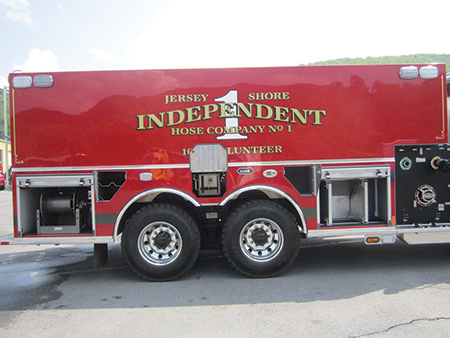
[122,204,200,281]
[222,200,301,278]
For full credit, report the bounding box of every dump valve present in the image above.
[431,157,450,172]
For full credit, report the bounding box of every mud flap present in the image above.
[93,244,108,270]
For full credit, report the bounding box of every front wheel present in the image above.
[122,204,200,281]
[222,200,301,277]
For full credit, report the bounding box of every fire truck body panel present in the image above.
[10,66,446,167]
[6,64,450,280]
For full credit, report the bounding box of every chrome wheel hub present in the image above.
[138,222,182,265]
[240,218,283,262]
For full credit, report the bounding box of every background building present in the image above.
[0,138,11,185]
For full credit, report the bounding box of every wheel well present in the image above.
[220,188,307,235]
[115,187,307,238]
[115,192,201,237]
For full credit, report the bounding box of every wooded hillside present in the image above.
[306,54,450,72]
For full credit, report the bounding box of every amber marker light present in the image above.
[365,237,381,244]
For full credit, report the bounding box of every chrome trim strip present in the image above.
[228,158,395,167]
[308,226,450,238]
[12,164,190,172]
[219,185,308,235]
[308,228,396,238]
[11,157,395,173]
[7,236,115,245]
[113,188,201,238]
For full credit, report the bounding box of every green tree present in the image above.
[0,88,11,141]
[305,53,450,73]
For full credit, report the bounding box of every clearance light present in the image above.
[365,235,395,245]
[12,75,32,88]
[365,237,381,244]
[33,75,54,88]
[399,66,418,79]
[419,65,439,79]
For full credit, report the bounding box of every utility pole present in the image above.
[3,85,9,187]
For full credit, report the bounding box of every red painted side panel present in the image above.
[9,65,447,168]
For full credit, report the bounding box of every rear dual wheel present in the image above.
[122,201,300,280]
[122,204,200,281]
[222,200,301,277]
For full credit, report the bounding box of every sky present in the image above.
[0,0,449,88]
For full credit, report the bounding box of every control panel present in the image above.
[395,144,450,225]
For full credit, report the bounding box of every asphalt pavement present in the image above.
[1,189,450,337]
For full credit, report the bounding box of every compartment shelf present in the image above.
[318,166,391,227]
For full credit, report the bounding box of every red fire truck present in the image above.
[3,64,449,281]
